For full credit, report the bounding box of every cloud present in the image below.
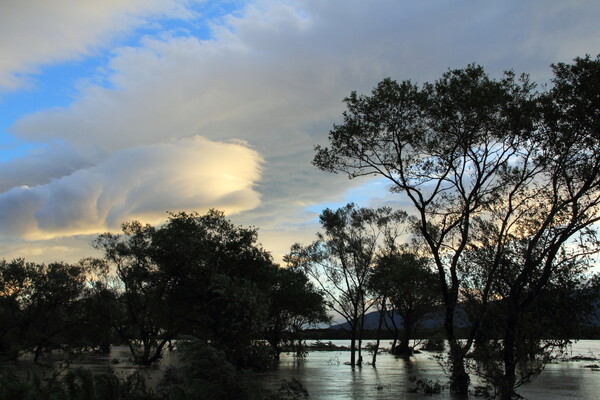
[3,0,600,264]
[0,0,196,92]
[0,235,102,265]
[0,143,92,192]
[0,136,262,240]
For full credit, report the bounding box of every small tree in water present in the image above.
[286,203,407,366]
[369,250,439,356]
[265,267,329,359]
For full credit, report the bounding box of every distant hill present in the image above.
[328,306,465,331]
[329,301,600,334]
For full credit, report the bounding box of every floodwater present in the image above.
[253,340,600,399]
[3,340,600,399]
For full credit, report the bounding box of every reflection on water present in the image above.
[254,340,600,400]
[2,340,600,399]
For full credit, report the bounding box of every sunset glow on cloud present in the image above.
[0,137,262,240]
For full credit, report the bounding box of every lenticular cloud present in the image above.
[0,136,262,239]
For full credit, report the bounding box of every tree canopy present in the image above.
[314,55,600,397]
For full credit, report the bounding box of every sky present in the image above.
[1,0,600,265]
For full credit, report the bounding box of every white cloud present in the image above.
[2,0,600,263]
[0,136,262,240]
[0,0,197,91]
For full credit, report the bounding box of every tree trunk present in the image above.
[397,312,413,356]
[384,308,399,354]
[33,343,44,363]
[501,305,519,400]
[445,302,470,395]
[372,299,386,367]
[357,313,365,366]
[350,322,357,366]
[448,340,470,395]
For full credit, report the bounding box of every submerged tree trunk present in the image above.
[372,298,386,367]
[396,312,413,356]
[500,302,519,400]
[357,312,365,366]
[350,321,357,366]
[132,338,169,365]
[384,308,399,354]
[33,343,44,364]
[448,340,470,395]
[445,303,470,395]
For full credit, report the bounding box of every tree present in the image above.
[462,56,600,399]
[94,210,278,367]
[0,259,32,360]
[265,267,329,358]
[313,56,600,395]
[468,252,600,398]
[369,250,439,356]
[74,258,117,353]
[0,259,94,363]
[94,221,178,365]
[148,210,277,368]
[286,203,406,366]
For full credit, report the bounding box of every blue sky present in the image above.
[1,0,600,264]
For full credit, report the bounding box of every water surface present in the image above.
[3,340,599,399]
[254,340,600,399]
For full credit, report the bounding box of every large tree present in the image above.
[94,210,279,367]
[313,56,600,396]
[286,203,406,366]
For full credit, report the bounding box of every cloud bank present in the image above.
[0,137,262,239]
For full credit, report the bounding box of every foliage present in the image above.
[94,210,327,369]
[422,335,445,352]
[408,376,446,395]
[93,210,278,366]
[158,337,263,400]
[286,203,407,366]
[314,55,600,397]
[0,367,160,400]
[94,220,178,365]
[369,250,439,355]
[0,258,106,362]
[265,267,329,358]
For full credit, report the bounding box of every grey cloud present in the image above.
[0,143,94,192]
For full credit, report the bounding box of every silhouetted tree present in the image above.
[286,203,407,366]
[0,259,94,363]
[265,267,329,358]
[95,210,279,367]
[94,221,178,365]
[369,250,439,356]
[313,56,600,396]
[0,259,33,360]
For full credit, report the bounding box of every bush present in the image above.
[158,337,263,400]
[422,335,445,352]
[0,367,160,400]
